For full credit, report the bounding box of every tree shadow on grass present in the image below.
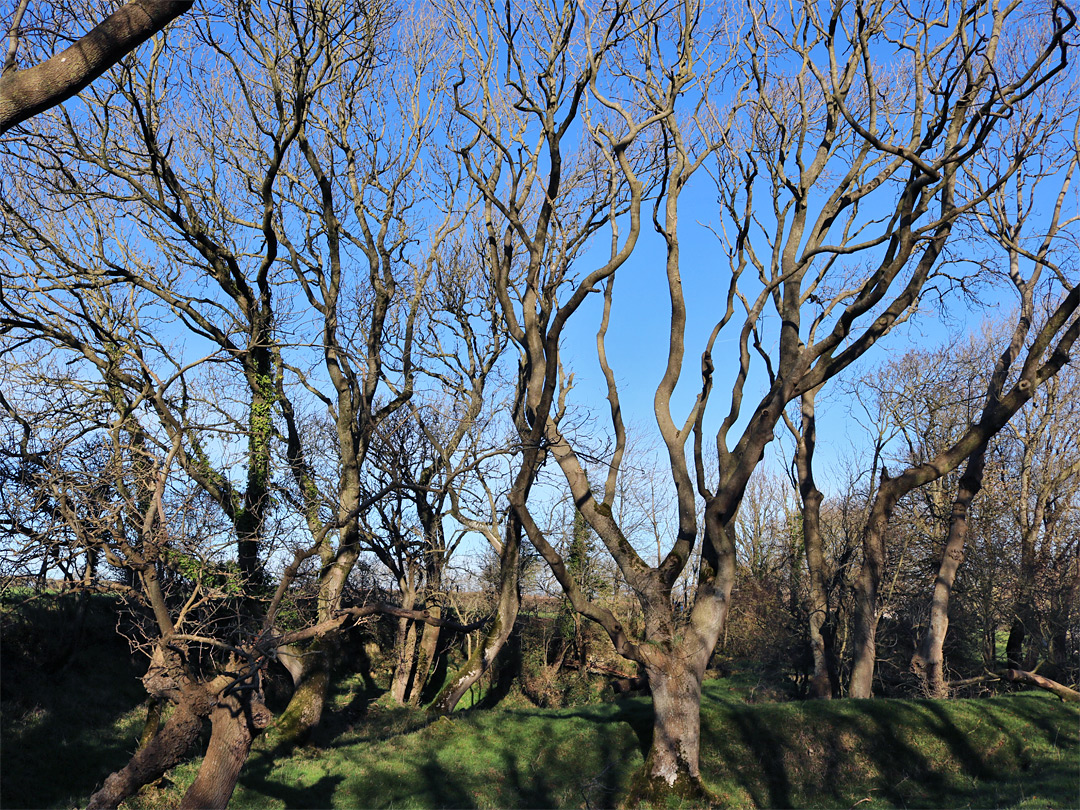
[992,691,1080,742]
[807,700,1007,808]
[500,717,638,808]
[704,695,1078,810]
[725,705,795,808]
[1,597,147,809]
[233,750,347,809]
[228,684,1076,810]
[316,705,643,809]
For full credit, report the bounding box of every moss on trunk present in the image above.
[623,751,715,808]
[265,644,331,750]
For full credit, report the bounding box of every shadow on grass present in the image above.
[698,692,1078,810]
[238,697,645,809]
[236,750,347,809]
[224,687,1076,810]
[1,595,147,810]
[11,625,1075,810]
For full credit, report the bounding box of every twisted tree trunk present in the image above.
[178,690,272,810]
[269,638,333,748]
[429,530,519,714]
[86,685,208,809]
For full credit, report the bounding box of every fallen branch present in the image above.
[559,658,637,680]
[946,671,1002,689]
[999,668,1080,702]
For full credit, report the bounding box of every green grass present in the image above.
[1,593,149,809]
[3,595,1076,809]
[118,674,1078,810]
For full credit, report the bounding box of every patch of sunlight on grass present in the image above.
[9,642,1077,810]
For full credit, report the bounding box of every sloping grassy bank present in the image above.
[0,593,148,809]
[2,593,1074,810]
[119,677,1077,810]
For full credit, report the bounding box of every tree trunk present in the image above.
[390,618,418,704]
[912,451,985,698]
[429,596,517,714]
[86,688,208,809]
[410,518,446,705]
[795,389,836,699]
[621,508,734,805]
[1007,533,1038,670]
[270,638,332,748]
[408,609,442,706]
[430,521,520,714]
[178,691,272,810]
[137,698,163,752]
[849,500,889,698]
[805,514,835,698]
[390,587,419,704]
[624,652,712,805]
[1048,557,1079,669]
[1005,615,1028,671]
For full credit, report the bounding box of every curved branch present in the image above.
[0,0,193,133]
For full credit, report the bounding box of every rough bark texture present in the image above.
[0,0,193,133]
[912,452,985,698]
[86,689,206,809]
[408,609,442,706]
[795,389,836,699]
[805,517,835,699]
[849,497,890,698]
[137,698,163,752]
[178,691,272,810]
[269,639,332,748]
[390,588,418,704]
[623,655,713,806]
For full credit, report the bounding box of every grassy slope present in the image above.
[2,594,1075,809]
[122,676,1078,810]
[1,594,148,809]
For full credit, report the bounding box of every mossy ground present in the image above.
[81,676,1080,809]
[3,595,1077,809]
[0,593,148,809]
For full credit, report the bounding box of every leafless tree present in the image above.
[361,266,512,706]
[449,0,1075,797]
[0,1,491,805]
[998,365,1080,674]
[909,95,1080,696]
